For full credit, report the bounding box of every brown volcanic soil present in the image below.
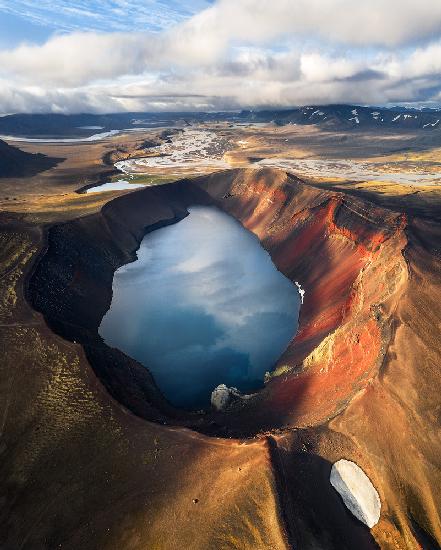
[0,131,149,200]
[1,168,440,549]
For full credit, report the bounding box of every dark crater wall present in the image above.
[28,180,217,425]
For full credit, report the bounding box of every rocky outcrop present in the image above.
[211,385,249,411]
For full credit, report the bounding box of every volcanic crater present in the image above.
[28,168,408,437]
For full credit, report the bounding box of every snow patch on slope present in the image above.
[423,119,440,128]
[330,459,381,528]
[295,281,305,303]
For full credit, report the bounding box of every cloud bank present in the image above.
[2,0,441,113]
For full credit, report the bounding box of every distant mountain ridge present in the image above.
[0,112,229,138]
[245,104,441,130]
[0,104,440,138]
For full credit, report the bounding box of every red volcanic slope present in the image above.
[194,169,407,431]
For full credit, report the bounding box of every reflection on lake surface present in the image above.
[99,206,300,409]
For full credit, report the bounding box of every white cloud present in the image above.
[1,0,441,112]
[179,0,441,48]
[300,54,362,83]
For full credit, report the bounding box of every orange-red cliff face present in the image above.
[22,167,441,549]
[194,169,407,432]
[194,169,441,547]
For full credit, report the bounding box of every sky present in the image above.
[1,0,441,114]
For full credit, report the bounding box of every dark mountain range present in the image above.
[0,112,237,138]
[0,105,440,139]
[246,104,441,130]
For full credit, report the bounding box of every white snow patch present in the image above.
[349,116,360,124]
[295,281,305,303]
[351,109,358,115]
[330,459,381,528]
[392,114,401,122]
[423,119,440,128]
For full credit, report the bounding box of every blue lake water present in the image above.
[99,206,300,409]
[86,179,145,193]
